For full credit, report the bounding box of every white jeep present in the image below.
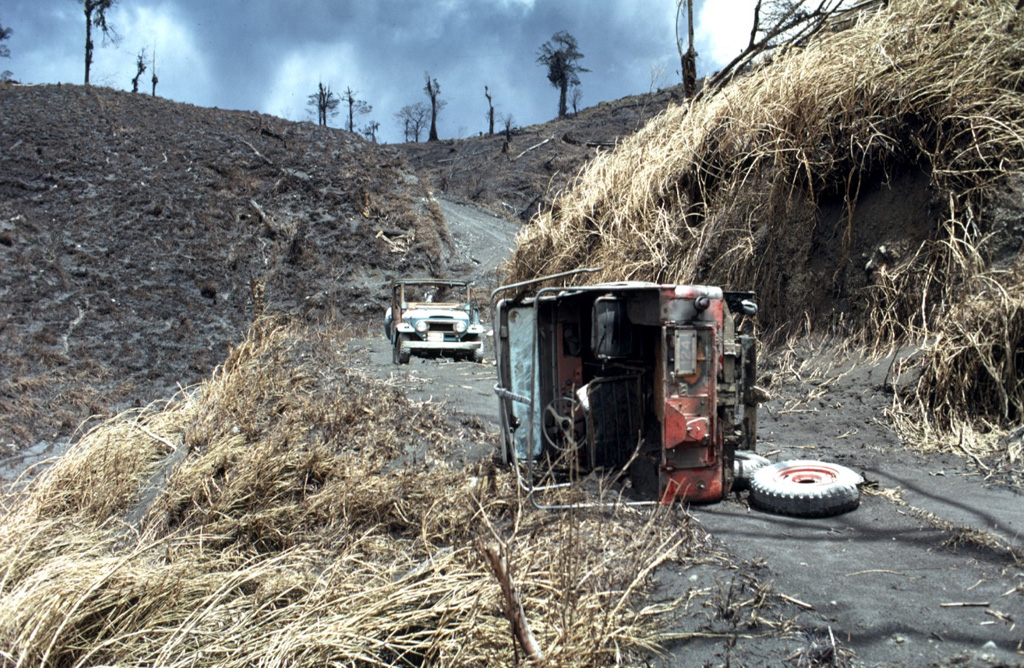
[385,279,485,364]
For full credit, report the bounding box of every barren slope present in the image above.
[0,83,448,450]
[397,84,687,220]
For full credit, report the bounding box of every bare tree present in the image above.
[307,82,340,127]
[702,0,845,97]
[130,48,146,93]
[395,103,430,142]
[501,113,515,152]
[80,0,120,85]
[423,73,445,141]
[675,0,698,98]
[363,120,380,143]
[341,87,371,133]
[537,30,589,118]
[0,17,12,82]
[569,86,583,116]
[151,45,158,96]
[485,85,495,135]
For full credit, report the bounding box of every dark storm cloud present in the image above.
[1,1,754,142]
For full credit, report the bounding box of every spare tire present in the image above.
[749,460,863,518]
[733,451,771,491]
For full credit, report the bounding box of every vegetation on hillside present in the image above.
[0,320,706,665]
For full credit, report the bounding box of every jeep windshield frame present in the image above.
[393,279,473,311]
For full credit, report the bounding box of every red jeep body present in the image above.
[494,282,757,504]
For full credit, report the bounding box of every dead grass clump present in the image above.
[883,263,1024,474]
[508,0,1023,335]
[900,266,1024,428]
[11,404,181,525]
[0,319,706,665]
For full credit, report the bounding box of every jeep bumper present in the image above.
[404,340,483,352]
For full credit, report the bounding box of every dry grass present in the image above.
[508,0,1023,327]
[0,318,706,666]
[505,0,1024,468]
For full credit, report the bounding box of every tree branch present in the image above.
[479,541,545,663]
[513,136,554,161]
[702,0,844,98]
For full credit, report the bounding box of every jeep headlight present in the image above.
[415,320,429,333]
[454,321,467,334]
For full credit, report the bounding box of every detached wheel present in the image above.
[393,334,412,365]
[733,451,771,491]
[749,460,863,518]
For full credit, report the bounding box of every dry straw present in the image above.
[506,0,1024,462]
[0,319,705,666]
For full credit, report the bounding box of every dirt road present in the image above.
[695,349,1024,666]
[346,196,517,462]
[357,196,1024,667]
[348,196,517,413]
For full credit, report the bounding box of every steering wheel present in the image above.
[542,396,587,452]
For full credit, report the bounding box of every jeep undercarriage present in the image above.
[494,278,758,504]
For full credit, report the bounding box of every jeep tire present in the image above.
[393,334,412,365]
[732,450,771,491]
[749,460,863,518]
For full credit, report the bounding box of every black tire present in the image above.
[471,346,484,363]
[393,334,412,365]
[733,451,771,491]
[749,460,863,518]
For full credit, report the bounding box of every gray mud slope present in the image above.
[0,83,446,450]
[692,345,1024,667]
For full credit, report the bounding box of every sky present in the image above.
[0,0,760,143]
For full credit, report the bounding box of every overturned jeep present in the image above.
[385,279,485,364]
[493,276,759,504]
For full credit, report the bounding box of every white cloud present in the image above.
[262,42,364,126]
[696,0,759,69]
[89,4,213,101]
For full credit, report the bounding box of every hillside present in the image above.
[397,84,686,220]
[0,83,449,450]
[0,7,1023,666]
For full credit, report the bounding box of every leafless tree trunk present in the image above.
[342,87,371,133]
[363,120,380,143]
[676,0,698,98]
[150,45,158,96]
[424,73,443,142]
[485,85,495,136]
[501,114,514,153]
[131,49,146,93]
[82,0,118,85]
